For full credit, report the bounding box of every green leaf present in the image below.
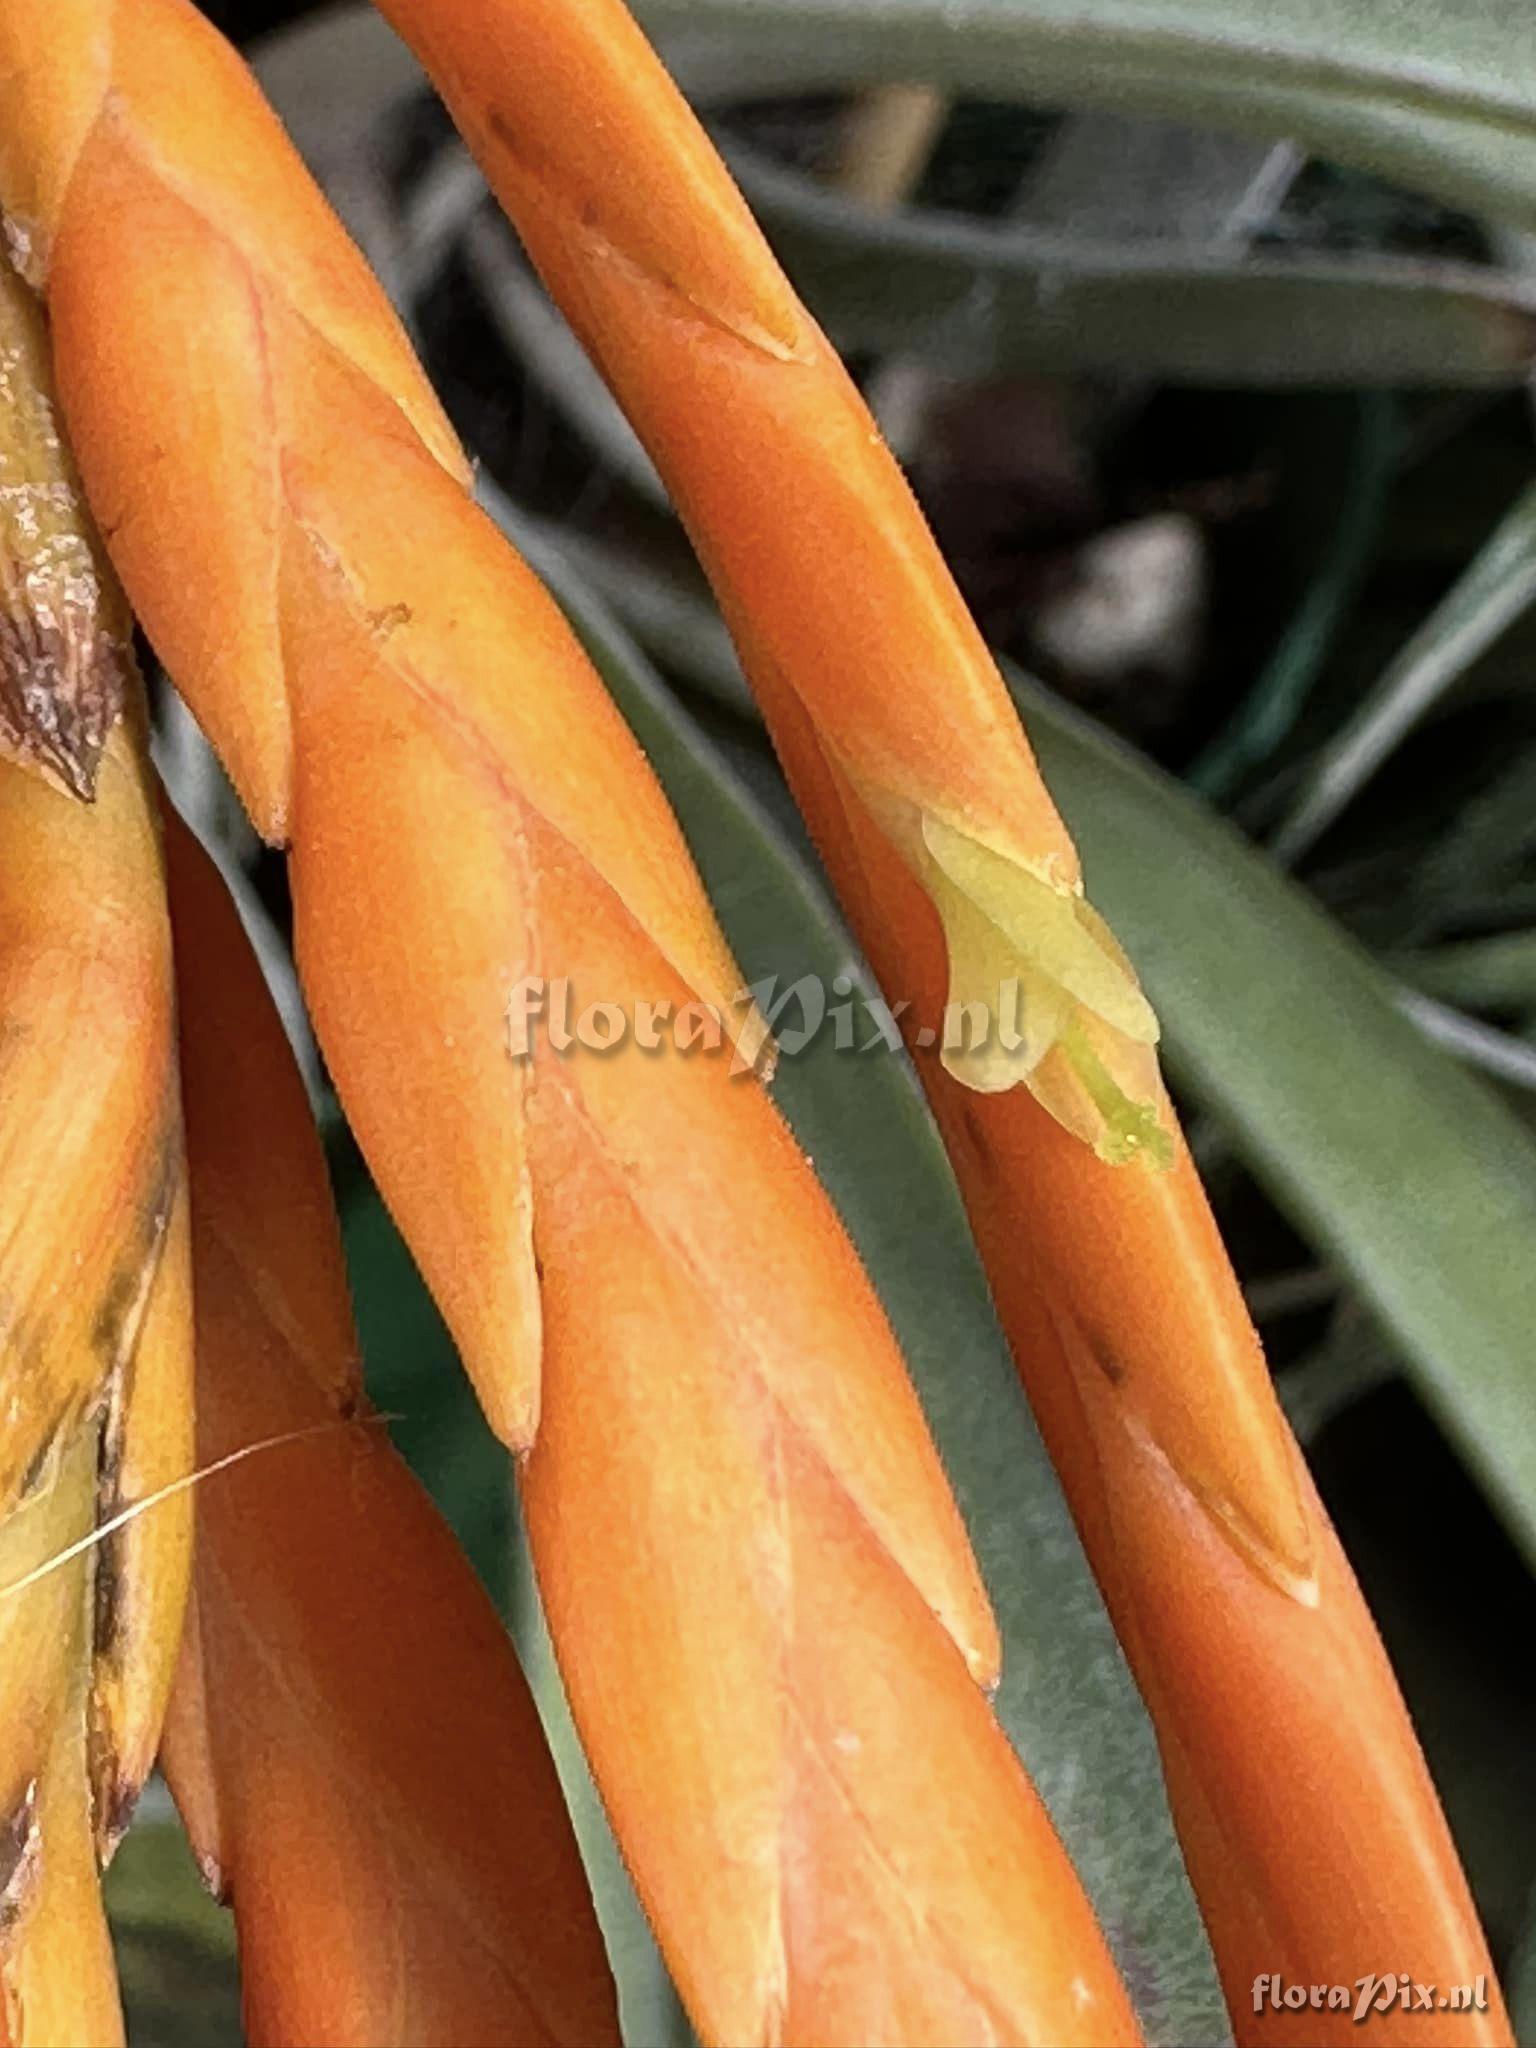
[1189,391,1401,797]
[1014,669,1536,1568]
[1416,745,1536,909]
[495,486,1231,2048]
[640,0,1536,230]
[1397,928,1536,1012]
[730,142,1536,388]
[1274,479,1536,862]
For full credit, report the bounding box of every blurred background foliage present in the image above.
[118,1,1536,2040]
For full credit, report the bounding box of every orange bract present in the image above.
[375,1,1512,2040]
[160,816,619,2048]
[0,5,1144,2040]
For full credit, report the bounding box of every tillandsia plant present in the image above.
[374,2,1511,2042]
[1,0,1533,2044]
[0,5,1146,2046]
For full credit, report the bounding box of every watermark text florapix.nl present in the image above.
[1251,1973,1489,2022]
[505,972,1027,1069]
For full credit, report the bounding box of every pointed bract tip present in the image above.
[1195,1470,1320,1606]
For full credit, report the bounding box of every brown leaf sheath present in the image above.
[0,5,1143,2041]
[158,815,619,2048]
[0,236,128,798]
[371,1,1511,2040]
[1,254,190,2044]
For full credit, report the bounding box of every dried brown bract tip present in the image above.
[0,253,129,800]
